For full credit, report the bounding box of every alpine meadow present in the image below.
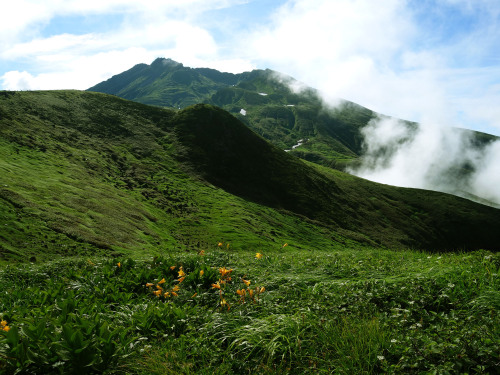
[0,59,499,374]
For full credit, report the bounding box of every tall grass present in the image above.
[0,247,498,374]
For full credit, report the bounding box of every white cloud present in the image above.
[470,140,500,204]
[348,115,500,206]
[1,71,37,90]
[244,0,500,135]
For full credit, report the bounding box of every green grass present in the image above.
[2,90,500,264]
[1,247,498,374]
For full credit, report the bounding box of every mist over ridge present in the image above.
[345,114,500,207]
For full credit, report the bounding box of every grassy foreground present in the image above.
[0,245,498,374]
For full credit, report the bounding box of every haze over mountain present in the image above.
[89,58,500,207]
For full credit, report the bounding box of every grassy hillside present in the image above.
[1,90,499,374]
[2,90,500,262]
[0,90,348,262]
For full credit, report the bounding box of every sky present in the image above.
[1,0,499,137]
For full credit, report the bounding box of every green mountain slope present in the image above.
[89,58,498,176]
[2,90,499,263]
[88,58,380,168]
[89,58,242,108]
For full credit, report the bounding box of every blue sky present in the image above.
[1,0,499,136]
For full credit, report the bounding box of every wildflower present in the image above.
[158,278,166,285]
[145,283,154,288]
[1,320,7,327]
[170,266,176,270]
[219,267,232,278]
[218,242,223,247]
[199,250,206,256]
[191,293,198,298]
[155,285,163,291]
[255,252,263,259]
[117,262,121,268]
[377,356,385,361]
[282,243,288,248]
[249,289,254,298]
[236,289,246,296]
[153,290,162,297]
[3,326,10,332]
[177,276,186,283]
[171,291,179,297]
[172,285,180,292]
[259,287,265,293]
[164,292,171,298]
[242,278,251,287]
[199,270,204,277]
[212,282,221,289]
[220,298,230,310]
[178,267,186,277]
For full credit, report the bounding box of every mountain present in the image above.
[89,58,498,175]
[1,90,500,263]
[88,58,382,169]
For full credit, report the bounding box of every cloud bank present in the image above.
[347,115,500,207]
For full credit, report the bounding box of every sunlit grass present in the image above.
[0,246,498,374]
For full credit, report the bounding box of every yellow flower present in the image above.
[117,262,121,268]
[156,285,163,291]
[171,291,179,297]
[217,242,223,247]
[164,292,171,298]
[172,285,180,292]
[153,290,162,297]
[3,326,10,332]
[177,276,186,283]
[199,250,206,256]
[282,243,288,248]
[259,287,265,293]
[0,320,7,327]
[199,270,204,277]
[178,267,186,277]
[219,267,232,278]
[158,278,166,284]
[249,289,254,298]
[191,292,198,298]
[145,283,154,288]
[255,252,263,259]
[221,298,230,309]
[236,289,246,296]
[242,278,251,287]
[170,266,176,270]
[211,282,221,289]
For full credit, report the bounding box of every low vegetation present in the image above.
[1,246,498,374]
[1,89,499,373]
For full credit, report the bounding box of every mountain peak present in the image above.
[151,57,183,68]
